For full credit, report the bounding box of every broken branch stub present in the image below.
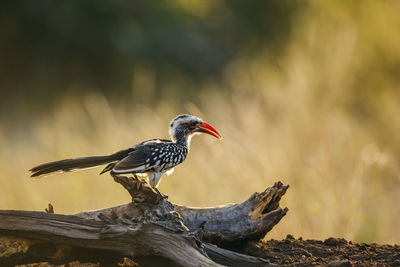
[174,182,289,247]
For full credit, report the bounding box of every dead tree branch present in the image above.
[0,175,288,266]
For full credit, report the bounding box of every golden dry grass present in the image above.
[0,1,399,244]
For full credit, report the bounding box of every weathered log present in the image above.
[0,175,288,266]
[0,210,217,267]
[78,176,289,247]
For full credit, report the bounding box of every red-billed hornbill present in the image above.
[29,115,221,196]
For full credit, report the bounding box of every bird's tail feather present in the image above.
[30,155,120,178]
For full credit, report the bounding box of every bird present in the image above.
[29,114,222,196]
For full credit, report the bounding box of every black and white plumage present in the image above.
[30,114,221,190]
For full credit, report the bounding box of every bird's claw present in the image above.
[131,175,148,190]
[153,187,168,199]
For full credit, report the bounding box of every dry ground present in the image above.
[238,235,400,266]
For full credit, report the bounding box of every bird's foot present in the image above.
[154,187,168,199]
[131,174,148,190]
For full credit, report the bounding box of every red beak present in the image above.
[197,122,222,140]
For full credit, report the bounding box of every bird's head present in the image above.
[169,114,222,145]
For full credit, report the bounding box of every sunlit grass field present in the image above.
[0,1,399,244]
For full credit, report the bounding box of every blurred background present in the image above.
[0,0,399,244]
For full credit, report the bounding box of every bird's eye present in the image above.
[190,121,197,127]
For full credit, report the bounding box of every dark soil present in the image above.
[237,235,400,266]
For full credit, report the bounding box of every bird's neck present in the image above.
[173,131,191,147]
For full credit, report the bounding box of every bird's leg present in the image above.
[153,187,168,199]
[139,176,147,183]
[149,172,168,199]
